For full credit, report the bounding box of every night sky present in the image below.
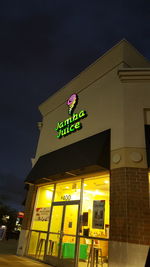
[0,0,150,211]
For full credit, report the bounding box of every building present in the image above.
[17,40,150,267]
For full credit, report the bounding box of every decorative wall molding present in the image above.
[111,147,147,169]
[118,68,150,82]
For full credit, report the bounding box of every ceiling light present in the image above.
[46,190,52,198]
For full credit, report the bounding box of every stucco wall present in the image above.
[123,83,150,148]
[32,40,150,170]
[35,65,124,160]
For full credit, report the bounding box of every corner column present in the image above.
[109,148,150,267]
[17,184,37,256]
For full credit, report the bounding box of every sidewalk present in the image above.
[0,240,51,267]
[0,239,18,255]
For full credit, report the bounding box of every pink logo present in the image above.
[67,93,78,115]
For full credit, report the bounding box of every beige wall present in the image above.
[32,40,150,171]
[35,65,124,160]
[123,83,150,148]
[22,40,150,266]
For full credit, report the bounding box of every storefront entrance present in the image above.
[27,175,109,267]
[45,200,80,267]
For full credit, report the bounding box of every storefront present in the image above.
[17,40,150,267]
[24,128,110,267]
[27,174,109,267]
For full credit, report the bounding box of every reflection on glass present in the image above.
[81,175,110,238]
[28,231,47,260]
[54,180,81,202]
[63,205,78,236]
[49,206,63,233]
[32,185,54,231]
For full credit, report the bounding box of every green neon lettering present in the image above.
[57,130,62,138]
[75,122,82,130]
[73,113,79,121]
[66,126,70,134]
[62,128,68,136]
[70,124,75,132]
[59,122,64,128]
[55,122,61,131]
[64,117,73,126]
[55,110,87,138]
[79,110,86,118]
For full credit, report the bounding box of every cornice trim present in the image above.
[118,68,150,82]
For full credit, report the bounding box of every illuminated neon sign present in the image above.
[67,93,78,115]
[55,94,87,138]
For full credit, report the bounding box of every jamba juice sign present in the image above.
[55,94,87,138]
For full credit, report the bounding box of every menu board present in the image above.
[34,207,50,221]
[92,200,105,229]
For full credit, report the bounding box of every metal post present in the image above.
[74,179,84,267]
[90,239,94,267]
[44,183,56,259]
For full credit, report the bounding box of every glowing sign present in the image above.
[55,93,87,138]
[67,93,78,115]
[55,110,87,138]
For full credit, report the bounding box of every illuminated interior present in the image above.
[81,176,109,238]
[28,174,109,266]
[31,184,54,231]
[54,180,81,201]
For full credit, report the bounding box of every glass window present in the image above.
[78,237,108,267]
[28,231,47,260]
[31,184,54,231]
[54,180,81,202]
[61,236,77,260]
[63,204,78,236]
[46,233,60,257]
[49,206,63,233]
[81,175,110,238]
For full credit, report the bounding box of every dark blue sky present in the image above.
[0,0,150,210]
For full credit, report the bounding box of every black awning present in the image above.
[145,125,150,168]
[25,129,110,184]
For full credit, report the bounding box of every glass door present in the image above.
[45,200,80,267]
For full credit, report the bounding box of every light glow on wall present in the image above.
[46,190,53,199]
